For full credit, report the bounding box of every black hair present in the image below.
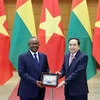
[68,38,80,46]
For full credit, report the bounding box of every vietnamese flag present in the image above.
[0,0,13,85]
[93,0,100,65]
[38,0,65,73]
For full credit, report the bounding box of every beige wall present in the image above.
[4,0,98,37]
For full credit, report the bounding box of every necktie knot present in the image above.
[34,53,39,64]
[34,53,37,57]
[34,53,38,61]
[71,54,74,60]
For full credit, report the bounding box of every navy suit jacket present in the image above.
[17,50,49,98]
[60,50,89,96]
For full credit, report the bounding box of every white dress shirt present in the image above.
[29,50,39,62]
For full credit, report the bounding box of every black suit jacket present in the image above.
[60,50,89,96]
[17,50,49,98]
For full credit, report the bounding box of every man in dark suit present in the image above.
[56,38,89,100]
[17,37,49,100]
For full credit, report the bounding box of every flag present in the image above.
[92,0,100,65]
[38,0,65,73]
[66,0,96,80]
[9,0,36,70]
[0,0,13,85]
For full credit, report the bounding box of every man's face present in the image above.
[69,39,79,54]
[28,38,40,53]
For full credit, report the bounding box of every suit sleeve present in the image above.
[18,55,36,85]
[65,55,88,83]
[45,55,50,72]
[59,56,66,78]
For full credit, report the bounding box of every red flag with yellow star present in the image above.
[38,0,65,73]
[0,0,13,85]
[93,0,100,65]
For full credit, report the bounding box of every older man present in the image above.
[17,37,49,100]
[56,38,89,100]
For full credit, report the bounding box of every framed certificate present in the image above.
[41,72,58,87]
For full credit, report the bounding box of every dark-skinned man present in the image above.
[17,37,49,100]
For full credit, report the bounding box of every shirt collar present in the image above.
[29,50,38,56]
[70,53,76,57]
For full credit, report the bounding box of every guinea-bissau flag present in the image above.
[0,0,13,85]
[93,0,100,65]
[9,0,36,70]
[66,0,96,80]
[38,0,65,73]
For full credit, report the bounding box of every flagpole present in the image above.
[51,88,54,100]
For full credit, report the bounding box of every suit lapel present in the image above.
[38,52,43,72]
[68,50,81,69]
[69,57,76,67]
[66,54,70,71]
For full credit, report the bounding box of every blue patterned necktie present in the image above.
[34,54,39,67]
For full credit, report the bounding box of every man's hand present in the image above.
[36,81,42,88]
[49,71,51,74]
[55,71,62,78]
[56,81,67,88]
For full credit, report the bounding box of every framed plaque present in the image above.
[41,72,58,87]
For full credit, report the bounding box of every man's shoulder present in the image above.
[80,51,88,56]
[19,51,29,57]
[78,51,88,59]
[64,53,70,59]
[38,52,47,57]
